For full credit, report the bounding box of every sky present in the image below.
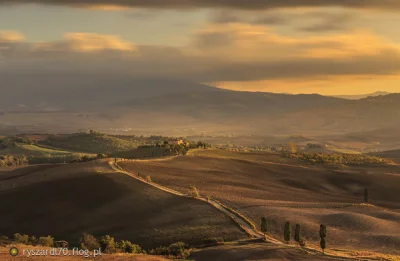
[1,1,400,95]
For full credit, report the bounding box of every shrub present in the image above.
[14,233,29,244]
[55,240,69,248]
[151,242,192,259]
[299,237,307,248]
[117,240,143,253]
[0,235,11,246]
[97,153,107,159]
[29,236,38,246]
[80,233,100,251]
[39,236,54,247]
[151,246,168,256]
[188,185,199,197]
[168,242,192,258]
[99,235,117,254]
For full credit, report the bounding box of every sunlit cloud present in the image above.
[0,31,25,42]
[33,33,137,52]
[71,4,129,11]
[2,23,400,90]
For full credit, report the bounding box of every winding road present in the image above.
[108,159,280,242]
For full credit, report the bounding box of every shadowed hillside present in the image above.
[0,160,247,249]
[2,74,400,137]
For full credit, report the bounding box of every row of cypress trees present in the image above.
[261,219,327,253]
[260,187,370,253]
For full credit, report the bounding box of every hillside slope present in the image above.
[0,160,247,249]
[120,150,400,255]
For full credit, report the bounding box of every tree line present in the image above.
[0,153,106,167]
[281,151,393,165]
[1,232,192,259]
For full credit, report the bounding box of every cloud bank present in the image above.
[1,0,400,10]
[1,24,400,83]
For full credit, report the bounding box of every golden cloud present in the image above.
[0,31,25,42]
[34,33,136,52]
[70,4,129,10]
[2,24,400,84]
[191,23,400,61]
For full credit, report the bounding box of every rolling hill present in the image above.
[119,149,400,255]
[0,160,247,249]
[2,73,400,138]
[332,91,390,100]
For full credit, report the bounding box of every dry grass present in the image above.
[120,150,400,256]
[0,160,246,249]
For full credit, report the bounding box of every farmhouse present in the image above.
[169,138,185,145]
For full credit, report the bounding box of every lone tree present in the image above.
[188,186,200,197]
[146,176,152,183]
[364,186,369,203]
[294,224,301,242]
[284,221,291,244]
[261,217,268,239]
[319,224,327,254]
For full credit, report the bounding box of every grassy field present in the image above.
[120,149,400,256]
[39,133,142,154]
[0,160,247,249]
[0,144,76,156]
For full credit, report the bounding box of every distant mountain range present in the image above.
[332,91,391,100]
[1,73,399,137]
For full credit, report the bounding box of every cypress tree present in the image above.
[284,221,291,244]
[319,224,327,254]
[261,217,268,239]
[294,224,301,242]
[320,238,326,253]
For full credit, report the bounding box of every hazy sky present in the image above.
[1,1,400,95]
